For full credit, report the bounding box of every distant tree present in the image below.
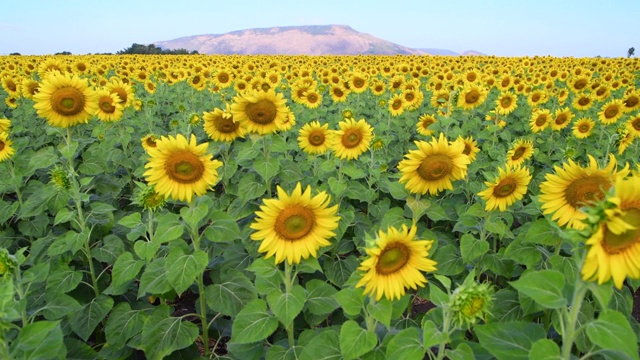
[117,43,198,55]
[9,52,21,56]
[628,47,635,58]
[55,51,72,55]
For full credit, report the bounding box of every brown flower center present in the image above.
[565,176,610,208]
[308,130,326,146]
[376,243,410,275]
[51,87,86,116]
[99,96,116,114]
[511,146,527,161]
[165,151,205,184]
[391,99,403,110]
[624,96,639,108]
[578,97,590,106]
[500,96,512,107]
[214,114,239,133]
[555,114,568,125]
[573,79,587,90]
[531,93,541,102]
[578,123,591,133]
[604,106,619,119]
[245,99,277,125]
[341,128,363,149]
[274,205,315,241]
[0,139,5,151]
[111,88,128,104]
[535,115,548,126]
[493,177,517,197]
[602,208,640,254]
[417,154,453,181]
[465,90,480,104]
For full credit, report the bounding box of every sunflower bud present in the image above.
[0,248,17,276]
[449,280,493,328]
[189,113,201,125]
[371,138,384,150]
[133,183,166,212]
[49,166,71,190]
[342,109,354,119]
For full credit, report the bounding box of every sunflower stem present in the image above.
[263,135,272,198]
[284,261,295,348]
[435,306,452,360]
[560,280,588,359]
[190,205,210,356]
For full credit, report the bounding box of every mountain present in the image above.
[153,25,482,56]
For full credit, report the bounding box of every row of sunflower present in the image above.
[0,54,639,359]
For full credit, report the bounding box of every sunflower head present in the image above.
[133,183,167,212]
[49,166,71,190]
[332,118,374,160]
[449,277,494,328]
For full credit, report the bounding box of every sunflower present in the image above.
[626,115,640,137]
[598,99,624,125]
[572,118,596,139]
[430,89,450,109]
[0,118,10,133]
[0,132,15,162]
[32,71,98,128]
[459,136,480,162]
[300,89,323,109]
[95,89,124,122]
[457,85,488,111]
[298,121,331,155]
[1,76,20,97]
[505,139,534,168]
[616,128,635,155]
[388,93,406,116]
[569,76,590,93]
[230,89,289,135]
[572,93,594,111]
[329,85,349,103]
[582,176,640,289]
[495,91,518,116]
[622,90,640,113]
[106,77,135,108]
[356,224,437,301]
[526,90,547,107]
[529,108,551,133]
[550,107,574,131]
[250,182,340,265]
[203,105,245,142]
[478,166,531,211]
[143,134,223,203]
[539,154,629,230]
[21,78,40,99]
[398,134,470,196]
[141,134,159,153]
[416,114,437,136]
[331,118,374,160]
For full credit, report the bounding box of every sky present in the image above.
[1,0,637,58]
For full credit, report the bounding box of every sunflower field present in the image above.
[1,54,640,359]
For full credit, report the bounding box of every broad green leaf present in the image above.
[509,270,566,309]
[340,320,378,360]
[300,329,342,360]
[64,337,100,360]
[422,319,446,350]
[384,179,408,200]
[523,218,560,245]
[247,257,280,278]
[134,240,161,263]
[111,252,144,290]
[53,207,74,225]
[266,345,302,360]
[586,310,639,359]
[118,212,142,229]
[26,146,57,175]
[334,287,365,317]
[238,173,267,202]
[405,196,430,222]
[267,284,306,326]
[298,256,323,274]
[153,213,184,243]
[12,320,65,360]
[47,229,88,256]
[42,292,82,320]
[324,255,359,287]
[379,207,406,232]
[445,343,475,360]
[231,299,279,344]
[105,302,147,349]
[165,248,208,296]
[425,201,451,221]
[203,210,241,242]
[504,239,542,267]
[205,271,258,316]
[460,233,489,262]
[429,282,448,307]
[587,282,614,310]
[254,156,280,181]
[179,201,208,233]
[432,245,465,276]
[328,177,347,198]
[69,295,114,342]
[140,305,199,360]
[528,339,561,360]
[46,265,82,293]
[138,258,173,298]
[91,234,125,263]
[305,279,339,315]
[386,327,425,359]
[475,322,545,360]
[227,341,265,360]
[367,298,392,329]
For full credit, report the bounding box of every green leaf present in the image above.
[118,212,142,229]
[26,146,57,175]
[248,257,280,278]
[254,156,280,181]
[134,240,161,263]
[47,229,88,256]
[523,218,560,245]
[42,292,82,321]
[12,320,65,360]
[334,287,365,317]
[165,248,208,296]
[475,322,545,360]
[504,239,542,267]
[484,216,512,238]
[227,342,265,360]
[528,339,561,360]
[46,264,82,293]
[266,345,302,360]
[267,284,306,326]
[460,233,489,262]
[105,302,147,349]
[587,282,614,309]
[429,282,448,307]
[153,213,184,243]
[432,245,465,276]
[405,196,430,222]
[180,202,208,233]
[91,234,125,264]
[367,298,392,329]
[138,258,173,298]
[111,252,144,290]
[426,201,451,221]
[422,319,446,350]
[203,210,241,242]
[305,279,339,315]
[205,271,258,316]
[509,270,566,309]
[300,329,342,360]
[324,255,359,287]
[328,177,347,198]
[340,320,378,360]
[238,173,267,202]
[53,207,75,225]
[386,327,425,360]
[0,200,18,224]
[586,310,639,359]
[379,207,406,232]
[231,299,279,344]
[445,343,475,360]
[140,304,199,360]
[69,295,114,342]
[384,179,409,200]
[298,256,323,274]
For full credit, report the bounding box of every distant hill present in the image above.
[153,25,483,56]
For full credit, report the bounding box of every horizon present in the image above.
[2,0,638,58]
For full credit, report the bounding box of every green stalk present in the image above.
[560,280,588,359]
[190,202,209,356]
[435,308,452,360]
[284,261,295,348]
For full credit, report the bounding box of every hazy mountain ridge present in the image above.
[153,25,483,56]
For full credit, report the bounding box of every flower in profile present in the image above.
[143,134,223,203]
[356,224,437,301]
[298,121,331,155]
[331,118,374,160]
[95,89,124,122]
[572,118,596,139]
[416,114,437,136]
[398,134,470,196]
[33,71,98,128]
[203,105,245,142]
[0,118,11,133]
[106,77,135,108]
[449,278,493,328]
[0,132,15,163]
[230,89,289,135]
[581,176,640,289]
[505,139,534,168]
[250,183,340,265]
[459,136,480,162]
[478,165,531,211]
[141,134,159,153]
[539,154,629,230]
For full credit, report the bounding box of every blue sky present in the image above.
[1,0,637,57]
